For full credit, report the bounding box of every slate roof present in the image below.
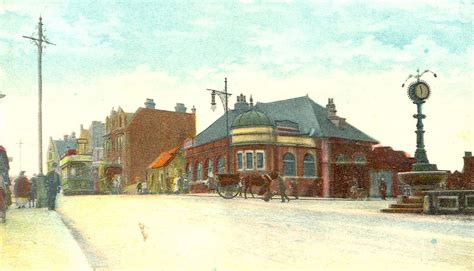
[194,96,378,147]
[53,138,78,157]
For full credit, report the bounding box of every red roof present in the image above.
[148,146,180,169]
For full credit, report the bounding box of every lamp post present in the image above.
[207,78,233,174]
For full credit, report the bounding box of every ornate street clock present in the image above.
[408,81,431,102]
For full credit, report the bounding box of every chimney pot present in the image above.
[144,98,156,109]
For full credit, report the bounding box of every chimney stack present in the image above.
[71,132,76,139]
[326,98,345,128]
[63,134,68,141]
[144,98,156,109]
[234,93,250,111]
[191,105,196,114]
[174,103,187,113]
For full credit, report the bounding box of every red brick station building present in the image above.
[185,95,414,198]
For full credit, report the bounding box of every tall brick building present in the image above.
[186,95,380,198]
[104,99,195,185]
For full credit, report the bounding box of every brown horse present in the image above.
[241,171,284,199]
[241,173,272,199]
[262,171,291,202]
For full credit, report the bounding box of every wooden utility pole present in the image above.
[22,17,55,176]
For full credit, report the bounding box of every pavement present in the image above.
[0,205,91,271]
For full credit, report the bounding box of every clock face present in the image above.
[415,82,430,99]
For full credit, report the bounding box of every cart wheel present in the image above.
[217,183,241,199]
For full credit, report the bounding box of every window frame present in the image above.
[283,152,296,177]
[237,152,244,171]
[245,151,254,170]
[303,153,316,177]
[255,150,265,170]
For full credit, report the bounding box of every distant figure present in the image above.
[47,164,62,211]
[29,174,38,208]
[142,181,148,194]
[379,178,387,200]
[13,171,30,208]
[136,179,143,194]
[207,171,216,194]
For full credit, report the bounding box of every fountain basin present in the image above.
[398,170,448,187]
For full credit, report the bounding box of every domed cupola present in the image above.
[231,109,274,145]
[232,109,273,128]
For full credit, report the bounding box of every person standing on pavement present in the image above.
[13,171,30,208]
[29,174,38,208]
[47,163,61,210]
[379,177,387,200]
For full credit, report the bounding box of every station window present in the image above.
[217,157,225,174]
[256,151,265,170]
[197,162,203,181]
[207,159,214,178]
[237,152,243,171]
[303,154,316,177]
[283,152,296,176]
[245,151,254,170]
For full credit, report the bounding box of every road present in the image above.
[57,194,473,271]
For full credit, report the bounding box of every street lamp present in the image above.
[207,78,233,174]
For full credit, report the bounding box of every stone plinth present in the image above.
[381,170,448,214]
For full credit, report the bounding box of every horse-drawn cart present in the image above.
[216,174,241,199]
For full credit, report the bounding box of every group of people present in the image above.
[12,171,37,208]
[7,163,61,211]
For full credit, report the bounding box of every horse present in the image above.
[241,173,272,199]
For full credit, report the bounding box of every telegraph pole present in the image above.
[22,16,55,176]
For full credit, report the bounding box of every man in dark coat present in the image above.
[379,178,387,200]
[47,164,61,210]
[29,174,38,208]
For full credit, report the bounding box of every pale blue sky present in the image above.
[0,0,472,174]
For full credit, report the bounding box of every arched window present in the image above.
[303,154,316,177]
[187,164,193,181]
[207,159,214,178]
[197,162,203,180]
[217,157,225,174]
[283,153,296,176]
[336,154,349,163]
[354,154,367,164]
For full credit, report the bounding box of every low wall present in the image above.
[423,190,474,215]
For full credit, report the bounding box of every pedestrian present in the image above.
[278,175,290,203]
[46,163,61,211]
[13,171,30,208]
[207,171,216,194]
[29,174,38,208]
[379,177,387,200]
[136,179,143,194]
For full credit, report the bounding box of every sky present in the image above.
[0,0,472,176]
